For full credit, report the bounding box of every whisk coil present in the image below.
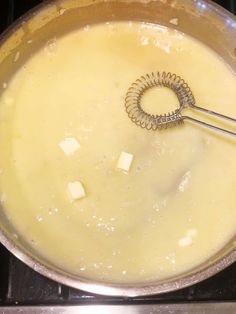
[125,72,195,130]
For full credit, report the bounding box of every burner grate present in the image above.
[2,252,236,305]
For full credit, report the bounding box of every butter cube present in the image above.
[117,151,133,171]
[68,181,86,201]
[59,137,80,155]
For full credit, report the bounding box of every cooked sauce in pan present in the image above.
[0,22,236,283]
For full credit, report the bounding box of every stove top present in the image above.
[0,0,236,312]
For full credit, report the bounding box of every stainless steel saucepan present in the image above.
[0,0,236,297]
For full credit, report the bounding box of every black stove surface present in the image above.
[0,0,236,307]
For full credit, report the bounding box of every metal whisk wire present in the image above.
[125,72,236,136]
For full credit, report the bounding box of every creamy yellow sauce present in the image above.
[0,22,236,283]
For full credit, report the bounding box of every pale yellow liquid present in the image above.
[0,22,236,283]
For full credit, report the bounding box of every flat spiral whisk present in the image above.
[125,72,195,130]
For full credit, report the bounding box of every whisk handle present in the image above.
[192,104,236,123]
[184,116,236,137]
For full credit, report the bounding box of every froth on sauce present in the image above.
[0,21,236,283]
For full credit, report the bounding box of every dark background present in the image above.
[0,0,235,34]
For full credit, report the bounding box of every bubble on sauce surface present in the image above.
[152,202,160,212]
[140,36,150,46]
[14,51,20,63]
[48,207,59,215]
[36,214,43,222]
[45,38,57,54]
[59,8,66,15]
[96,221,115,233]
[178,171,191,192]
[154,38,171,53]
[112,249,121,256]
[80,266,86,272]
[0,193,7,203]
[13,233,18,239]
[165,253,176,265]
[83,25,90,32]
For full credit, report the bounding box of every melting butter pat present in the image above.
[59,137,80,155]
[68,181,86,201]
[117,152,134,171]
